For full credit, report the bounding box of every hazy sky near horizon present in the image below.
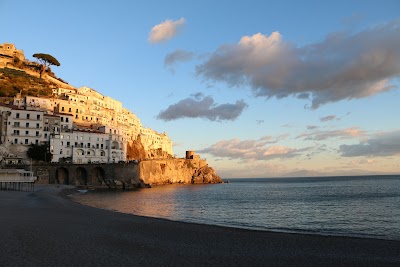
[1,0,400,177]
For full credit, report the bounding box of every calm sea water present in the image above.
[71,175,400,240]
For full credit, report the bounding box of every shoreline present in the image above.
[69,188,398,243]
[1,184,400,266]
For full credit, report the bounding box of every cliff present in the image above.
[139,158,223,186]
[126,135,146,160]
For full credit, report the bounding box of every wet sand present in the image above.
[0,185,399,266]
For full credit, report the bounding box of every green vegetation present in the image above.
[33,53,60,78]
[0,68,53,98]
[27,143,51,162]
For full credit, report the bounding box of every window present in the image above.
[25,130,29,135]
[37,115,40,120]
[35,140,39,145]
[101,144,103,149]
[61,117,64,122]
[66,118,69,122]
[44,133,47,138]
[26,123,29,128]
[27,114,30,119]
[68,108,71,112]
[14,138,18,144]
[62,107,65,111]
[25,139,28,144]
[67,142,70,147]
[16,113,20,118]
[87,151,90,155]
[36,123,39,128]
[75,114,78,119]
[60,150,63,155]
[36,131,39,137]
[13,130,19,135]
[14,122,20,127]
[76,109,78,113]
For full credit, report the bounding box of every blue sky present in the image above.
[2,0,400,177]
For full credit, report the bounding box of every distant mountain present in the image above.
[282,169,394,178]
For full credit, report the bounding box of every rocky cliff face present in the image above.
[126,135,146,160]
[139,158,223,186]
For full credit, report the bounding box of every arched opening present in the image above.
[55,167,69,185]
[91,166,105,185]
[74,167,87,185]
[111,141,119,149]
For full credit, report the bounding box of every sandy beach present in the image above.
[0,185,399,266]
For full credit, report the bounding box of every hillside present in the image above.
[0,67,55,98]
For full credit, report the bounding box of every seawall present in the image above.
[5,158,222,187]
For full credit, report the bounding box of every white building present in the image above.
[4,107,45,146]
[50,129,126,164]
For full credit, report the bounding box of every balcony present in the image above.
[12,125,42,129]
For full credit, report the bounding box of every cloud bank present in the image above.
[196,21,400,108]
[149,18,186,43]
[156,93,247,121]
[198,136,307,161]
[340,130,400,157]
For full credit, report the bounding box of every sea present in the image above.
[71,175,400,241]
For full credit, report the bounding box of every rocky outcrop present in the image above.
[191,165,221,184]
[146,148,173,159]
[126,135,146,160]
[139,158,223,186]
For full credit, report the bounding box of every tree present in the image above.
[27,143,51,162]
[33,53,60,78]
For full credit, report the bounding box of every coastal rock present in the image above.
[192,165,222,184]
[139,158,223,186]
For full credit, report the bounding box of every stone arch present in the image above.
[74,167,88,185]
[87,149,95,156]
[111,141,119,149]
[55,167,69,185]
[75,149,84,155]
[91,166,105,185]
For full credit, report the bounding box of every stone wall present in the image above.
[8,158,222,187]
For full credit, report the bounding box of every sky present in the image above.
[1,0,400,177]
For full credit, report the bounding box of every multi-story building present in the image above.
[50,129,126,163]
[1,84,174,161]
[5,107,45,146]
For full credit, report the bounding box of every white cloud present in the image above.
[340,130,400,157]
[148,17,186,43]
[297,127,366,141]
[198,136,309,161]
[196,21,400,108]
[156,93,247,121]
